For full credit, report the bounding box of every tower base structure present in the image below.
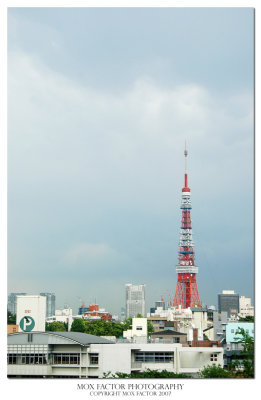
[173,270,201,309]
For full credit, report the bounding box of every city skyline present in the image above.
[8,8,254,315]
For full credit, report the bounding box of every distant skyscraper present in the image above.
[40,293,56,317]
[155,300,165,310]
[218,290,239,316]
[78,306,90,315]
[120,307,126,322]
[8,293,27,315]
[125,284,145,318]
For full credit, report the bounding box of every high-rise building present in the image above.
[40,293,56,318]
[125,284,145,318]
[8,293,27,315]
[218,290,239,316]
[173,144,201,308]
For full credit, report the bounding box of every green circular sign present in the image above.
[20,316,35,332]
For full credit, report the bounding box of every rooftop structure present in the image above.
[16,295,46,333]
[123,317,148,343]
[83,304,112,321]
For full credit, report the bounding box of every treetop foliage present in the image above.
[45,321,67,332]
[198,364,232,378]
[7,311,16,325]
[70,316,154,337]
[103,369,191,379]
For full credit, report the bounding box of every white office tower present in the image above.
[125,284,145,318]
[239,296,254,318]
[16,295,46,332]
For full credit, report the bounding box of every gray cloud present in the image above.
[8,9,254,314]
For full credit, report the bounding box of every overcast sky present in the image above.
[8,7,254,315]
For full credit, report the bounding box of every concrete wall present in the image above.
[91,343,132,376]
[179,348,223,369]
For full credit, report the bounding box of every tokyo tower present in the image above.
[172,144,201,308]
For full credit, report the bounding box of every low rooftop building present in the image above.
[8,331,223,378]
[150,329,187,345]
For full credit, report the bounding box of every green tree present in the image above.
[103,369,191,378]
[230,327,254,378]
[238,316,254,323]
[82,320,124,338]
[7,310,16,325]
[46,321,67,332]
[147,321,154,335]
[70,318,86,333]
[122,317,132,331]
[69,318,153,338]
[198,364,232,378]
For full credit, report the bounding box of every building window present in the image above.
[53,353,80,365]
[210,353,218,362]
[231,329,234,333]
[173,337,180,343]
[136,326,142,331]
[19,353,48,365]
[89,353,99,365]
[135,352,174,363]
[7,354,17,364]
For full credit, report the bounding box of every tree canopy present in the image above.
[198,364,232,378]
[238,316,254,323]
[104,369,191,379]
[45,321,67,332]
[70,318,86,333]
[7,311,16,325]
[70,317,153,338]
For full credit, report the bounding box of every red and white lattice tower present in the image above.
[172,144,201,308]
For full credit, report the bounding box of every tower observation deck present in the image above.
[172,144,201,308]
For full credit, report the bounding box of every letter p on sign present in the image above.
[19,316,35,332]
